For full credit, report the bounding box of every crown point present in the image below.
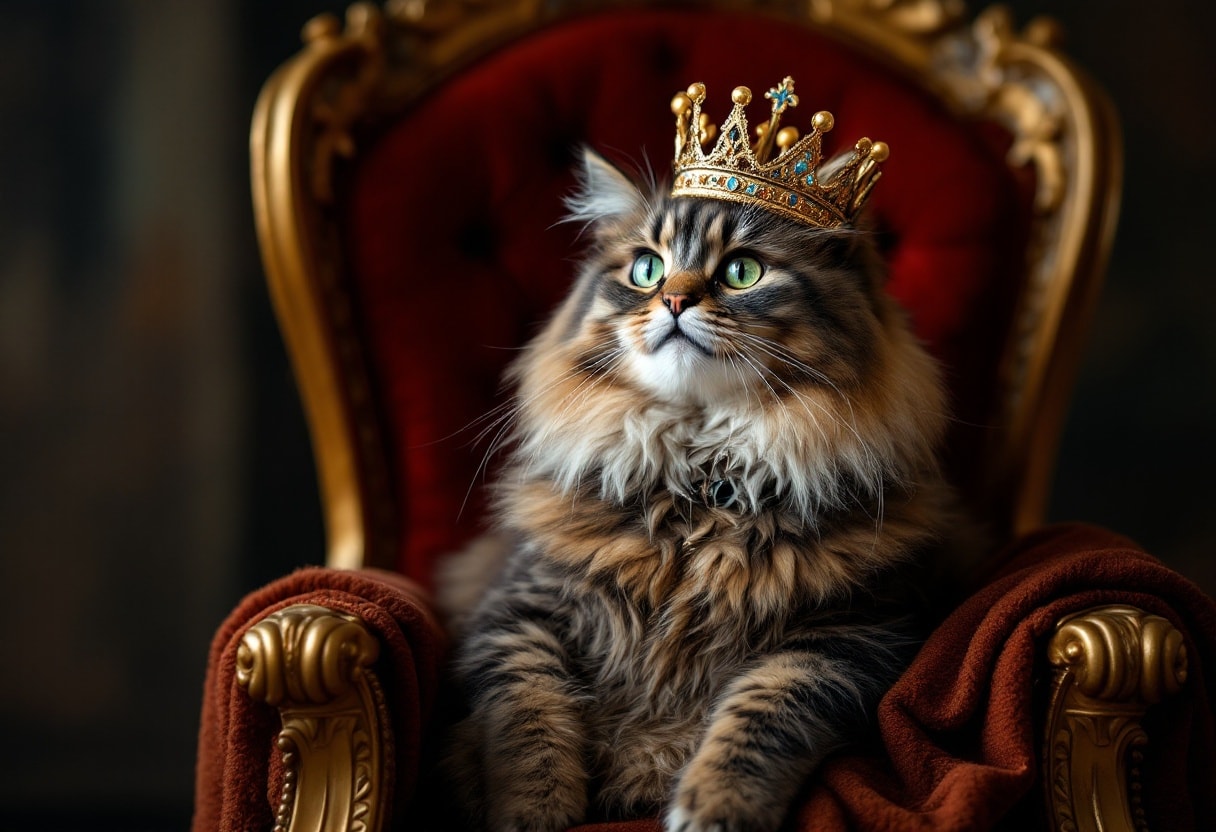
[812,111,834,133]
[869,141,890,162]
[732,86,753,105]
[687,82,706,101]
[672,92,692,116]
[855,137,873,155]
[776,126,800,151]
[764,77,799,113]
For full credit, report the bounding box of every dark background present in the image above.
[1,1,1212,829]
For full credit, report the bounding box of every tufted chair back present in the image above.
[252,1,1118,583]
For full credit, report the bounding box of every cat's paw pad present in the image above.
[492,807,583,832]
[666,805,713,832]
[665,789,779,832]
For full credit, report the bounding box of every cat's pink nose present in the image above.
[663,292,693,316]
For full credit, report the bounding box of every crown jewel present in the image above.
[671,77,888,228]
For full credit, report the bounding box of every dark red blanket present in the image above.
[805,522,1215,831]
[193,524,1216,831]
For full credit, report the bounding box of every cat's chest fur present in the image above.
[550,543,771,816]
[509,458,827,768]
[499,400,930,631]
[515,401,776,507]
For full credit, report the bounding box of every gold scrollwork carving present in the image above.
[237,605,388,832]
[920,0,1121,533]
[961,5,1068,213]
[811,0,966,37]
[297,3,390,206]
[1044,605,1188,832]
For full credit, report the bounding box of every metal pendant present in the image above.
[706,478,738,509]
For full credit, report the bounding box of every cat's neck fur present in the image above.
[506,306,944,527]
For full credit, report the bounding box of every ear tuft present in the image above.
[564,148,646,225]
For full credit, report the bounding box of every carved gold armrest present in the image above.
[1045,605,1189,832]
[236,604,388,832]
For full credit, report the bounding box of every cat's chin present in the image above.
[625,343,750,406]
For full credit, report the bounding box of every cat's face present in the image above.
[548,151,884,407]
[505,149,944,512]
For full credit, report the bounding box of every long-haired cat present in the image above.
[437,130,957,832]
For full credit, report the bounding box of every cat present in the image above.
[436,145,958,832]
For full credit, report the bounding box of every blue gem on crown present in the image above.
[765,77,799,113]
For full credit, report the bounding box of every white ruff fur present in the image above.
[511,345,932,522]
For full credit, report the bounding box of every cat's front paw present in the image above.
[485,761,587,832]
[665,780,787,832]
[489,804,583,832]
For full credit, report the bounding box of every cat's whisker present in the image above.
[511,340,633,487]
[736,338,891,525]
[467,347,614,451]
[429,336,624,452]
[734,340,841,443]
[512,336,622,420]
[721,351,763,415]
[736,336,886,495]
[733,332,882,477]
[458,412,522,520]
[733,331,841,393]
[551,347,630,427]
[738,334,889,540]
[733,345,836,516]
[733,331,856,404]
[567,339,630,395]
[734,348,815,503]
[457,335,627,518]
[467,398,526,450]
[415,394,522,452]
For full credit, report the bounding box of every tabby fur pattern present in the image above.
[438,149,957,832]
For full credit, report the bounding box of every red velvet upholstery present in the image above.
[344,9,1033,582]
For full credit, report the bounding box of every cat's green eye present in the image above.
[722,256,764,289]
[630,253,665,288]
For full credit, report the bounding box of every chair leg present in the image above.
[1044,605,1188,832]
[236,603,389,832]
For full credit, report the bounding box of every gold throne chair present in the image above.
[192,1,1216,830]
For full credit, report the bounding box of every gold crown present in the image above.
[671,77,888,228]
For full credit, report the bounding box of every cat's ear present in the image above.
[564,147,646,226]
[831,226,889,291]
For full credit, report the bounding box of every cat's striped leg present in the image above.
[451,586,588,832]
[666,648,881,832]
